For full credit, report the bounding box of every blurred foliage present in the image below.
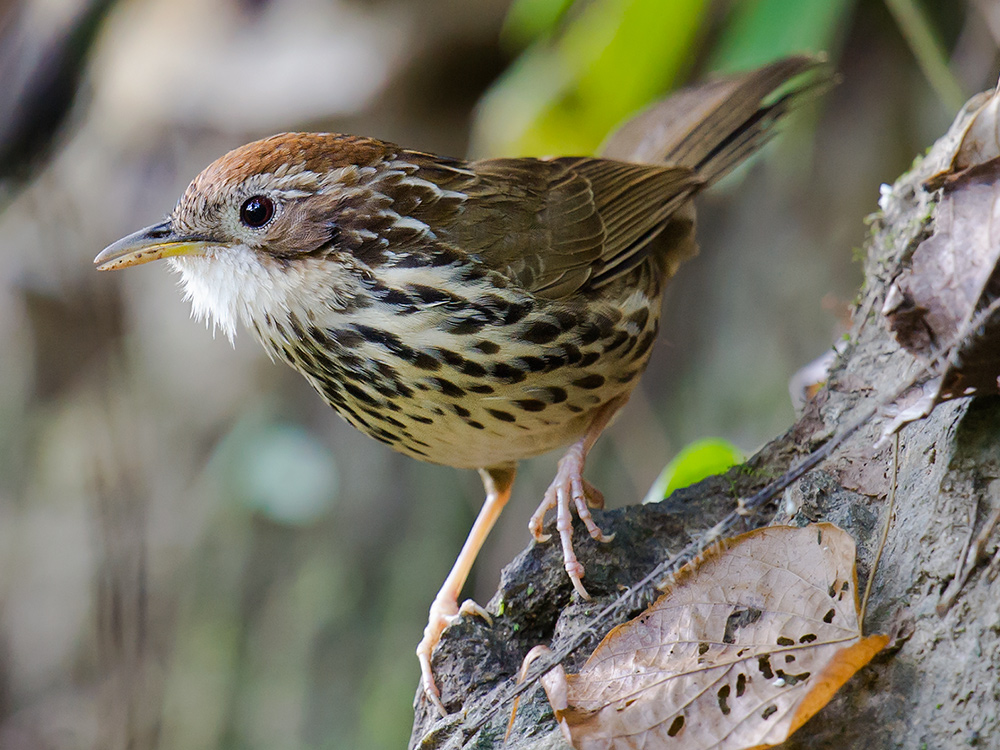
[473,0,857,158]
[0,1,996,750]
[643,437,744,503]
[501,0,576,47]
[210,413,339,525]
[473,0,710,157]
[0,0,118,184]
[884,0,967,112]
[708,0,855,72]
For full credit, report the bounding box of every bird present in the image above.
[95,56,827,714]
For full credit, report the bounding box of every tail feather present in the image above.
[600,55,831,183]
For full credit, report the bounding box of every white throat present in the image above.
[169,246,351,344]
[169,246,269,342]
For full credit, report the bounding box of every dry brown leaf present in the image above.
[881,157,1000,438]
[881,78,1000,438]
[925,81,1000,183]
[537,524,888,750]
[953,89,1000,172]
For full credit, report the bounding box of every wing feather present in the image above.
[410,153,700,299]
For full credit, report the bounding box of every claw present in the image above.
[416,594,496,715]
[416,594,457,715]
[458,598,493,625]
[553,473,593,598]
[533,448,608,600]
[529,495,555,543]
[572,485,614,542]
[528,396,629,596]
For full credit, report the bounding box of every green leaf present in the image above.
[472,0,710,158]
[502,0,576,49]
[643,438,743,503]
[708,0,856,73]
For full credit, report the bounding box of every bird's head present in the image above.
[95,133,403,340]
[96,132,399,269]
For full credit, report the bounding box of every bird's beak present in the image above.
[94,220,216,271]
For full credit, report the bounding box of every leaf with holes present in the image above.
[537,523,888,750]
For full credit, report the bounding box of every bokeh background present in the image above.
[0,0,997,748]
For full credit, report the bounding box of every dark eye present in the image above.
[240,195,274,228]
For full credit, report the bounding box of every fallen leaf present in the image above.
[881,77,1000,439]
[537,524,887,750]
[924,80,1000,185]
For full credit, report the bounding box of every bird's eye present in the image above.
[239,195,275,228]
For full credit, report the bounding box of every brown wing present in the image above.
[404,152,700,299]
[600,55,827,179]
[559,157,700,289]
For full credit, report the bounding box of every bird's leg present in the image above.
[417,463,516,715]
[528,395,628,599]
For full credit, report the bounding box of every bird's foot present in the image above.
[417,595,492,715]
[528,445,614,600]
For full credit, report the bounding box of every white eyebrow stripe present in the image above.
[394,173,468,202]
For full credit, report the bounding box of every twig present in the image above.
[861,431,898,630]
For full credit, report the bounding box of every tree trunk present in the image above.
[408,94,1000,750]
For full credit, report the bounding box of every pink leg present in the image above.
[417,463,516,715]
[528,395,627,599]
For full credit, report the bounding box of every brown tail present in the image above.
[600,55,831,183]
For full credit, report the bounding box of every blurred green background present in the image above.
[0,0,996,748]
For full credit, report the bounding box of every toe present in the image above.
[571,491,614,543]
[416,595,463,716]
[457,598,493,625]
[582,479,605,509]
[416,637,449,715]
[566,564,591,599]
